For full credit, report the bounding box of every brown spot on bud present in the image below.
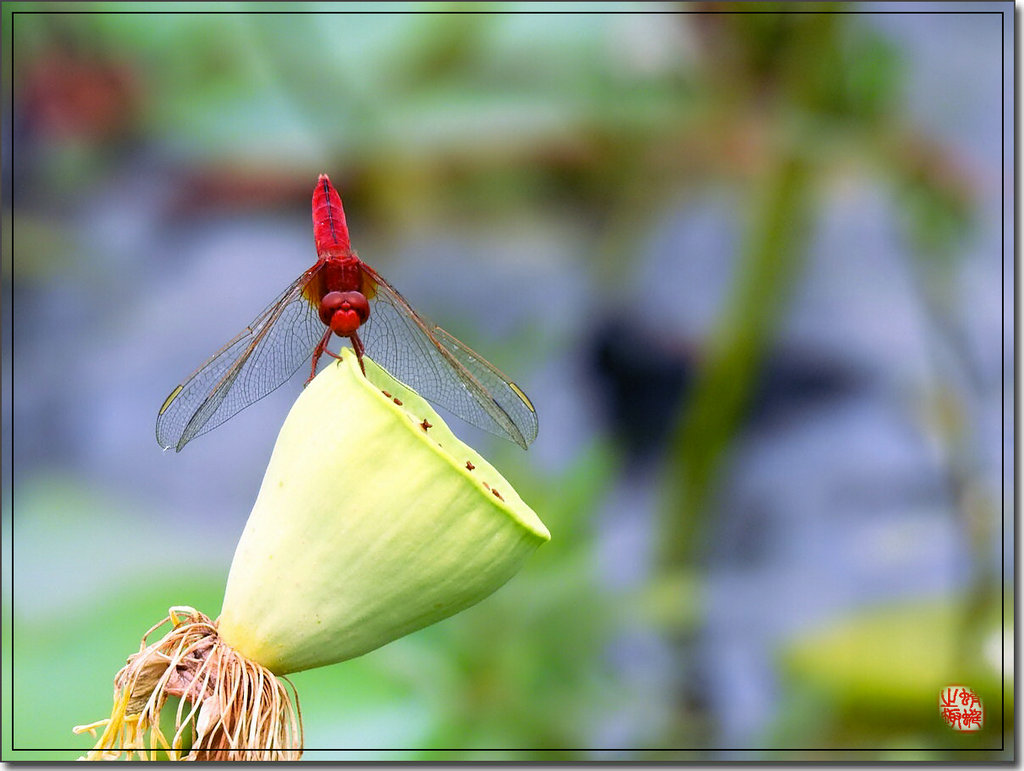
[381,390,392,399]
[393,398,403,406]
[492,488,504,501]
[420,419,432,431]
[465,461,475,471]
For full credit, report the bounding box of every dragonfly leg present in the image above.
[351,331,367,376]
[308,328,334,384]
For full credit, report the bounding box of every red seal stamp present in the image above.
[939,685,984,731]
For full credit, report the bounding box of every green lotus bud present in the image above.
[218,347,550,674]
[76,349,547,759]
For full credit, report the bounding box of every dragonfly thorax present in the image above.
[319,290,370,337]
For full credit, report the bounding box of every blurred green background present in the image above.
[2,1,1012,761]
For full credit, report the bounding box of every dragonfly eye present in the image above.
[320,290,370,336]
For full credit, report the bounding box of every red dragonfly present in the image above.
[156,174,538,452]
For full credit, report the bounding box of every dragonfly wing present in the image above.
[358,264,538,448]
[156,264,326,451]
[431,326,539,446]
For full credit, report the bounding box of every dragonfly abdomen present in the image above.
[312,174,351,256]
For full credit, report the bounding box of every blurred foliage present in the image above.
[660,5,917,562]
[773,598,1010,757]
[662,153,812,564]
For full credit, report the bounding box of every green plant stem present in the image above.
[659,151,814,570]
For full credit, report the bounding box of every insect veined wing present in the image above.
[156,263,326,452]
[431,326,538,446]
[357,263,538,449]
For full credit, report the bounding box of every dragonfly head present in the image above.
[319,290,370,337]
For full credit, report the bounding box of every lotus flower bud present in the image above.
[218,348,550,674]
